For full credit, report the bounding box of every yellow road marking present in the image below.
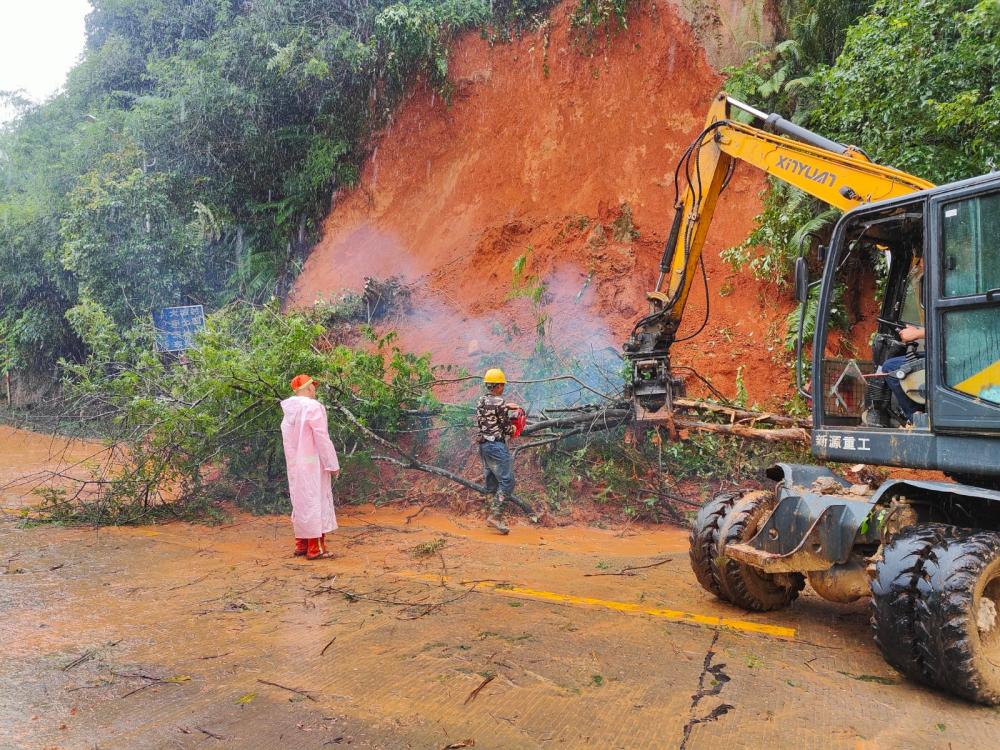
[410,573,796,639]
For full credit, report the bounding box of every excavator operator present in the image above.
[880,323,925,422]
[868,262,926,425]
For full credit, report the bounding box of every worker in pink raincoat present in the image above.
[281,374,340,560]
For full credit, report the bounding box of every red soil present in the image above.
[292,0,795,408]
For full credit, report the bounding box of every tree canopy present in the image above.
[809,0,1000,182]
[0,0,559,376]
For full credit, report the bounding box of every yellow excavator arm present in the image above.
[624,92,935,423]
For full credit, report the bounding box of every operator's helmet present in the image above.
[483,368,506,384]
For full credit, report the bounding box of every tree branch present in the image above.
[674,417,811,444]
[520,409,630,436]
[674,398,810,428]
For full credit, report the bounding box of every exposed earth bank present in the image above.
[291,0,796,408]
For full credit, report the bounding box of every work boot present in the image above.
[861,408,889,428]
[294,538,308,556]
[486,515,510,535]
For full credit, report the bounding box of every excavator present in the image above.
[625,92,1000,704]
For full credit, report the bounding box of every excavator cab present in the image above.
[808,175,1000,471]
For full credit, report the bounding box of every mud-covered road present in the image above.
[3,429,999,749]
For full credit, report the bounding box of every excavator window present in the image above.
[898,262,924,326]
[818,205,925,426]
[940,191,1000,405]
[942,191,1000,297]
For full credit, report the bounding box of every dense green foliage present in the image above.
[726,0,875,119]
[1,0,572,378]
[721,0,878,293]
[809,0,1000,183]
[41,299,438,522]
[724,0,999,347]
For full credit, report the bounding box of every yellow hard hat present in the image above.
[483,368,506,384]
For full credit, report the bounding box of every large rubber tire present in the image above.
[688,490,741,598]
[710,490,805,612]
[912,531,1000,705]
[870,523,959,682]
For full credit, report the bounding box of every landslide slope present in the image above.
[292,0,793,406]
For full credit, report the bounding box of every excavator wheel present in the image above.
[911,531,1000,705]
[689,489,803,611]
[711,491,805,611]
[688,490,742,598]
[870,523,959,682]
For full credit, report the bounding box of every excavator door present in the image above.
[926,179,1000,432]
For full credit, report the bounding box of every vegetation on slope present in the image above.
[726,0,999,287]
[2,0,631,378]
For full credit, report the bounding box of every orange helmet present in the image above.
[290,374,315,391]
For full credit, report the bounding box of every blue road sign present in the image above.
[152,305,206,352]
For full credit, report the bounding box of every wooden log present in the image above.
[673,417,811,444]
[520,409,630,435]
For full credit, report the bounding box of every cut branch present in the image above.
[464,674,496,705]
[674,417,811,444]
[520,409,630,436]
[583,557,673,577]
[674,398,810,428]
[257,679,317,702]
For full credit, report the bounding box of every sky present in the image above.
[0,0,91,122]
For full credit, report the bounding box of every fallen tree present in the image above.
[7,298,812,526]
[330,400,536,517]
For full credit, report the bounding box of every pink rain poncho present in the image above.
[280,396,340,539]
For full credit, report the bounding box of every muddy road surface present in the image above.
[3,432,999,749]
